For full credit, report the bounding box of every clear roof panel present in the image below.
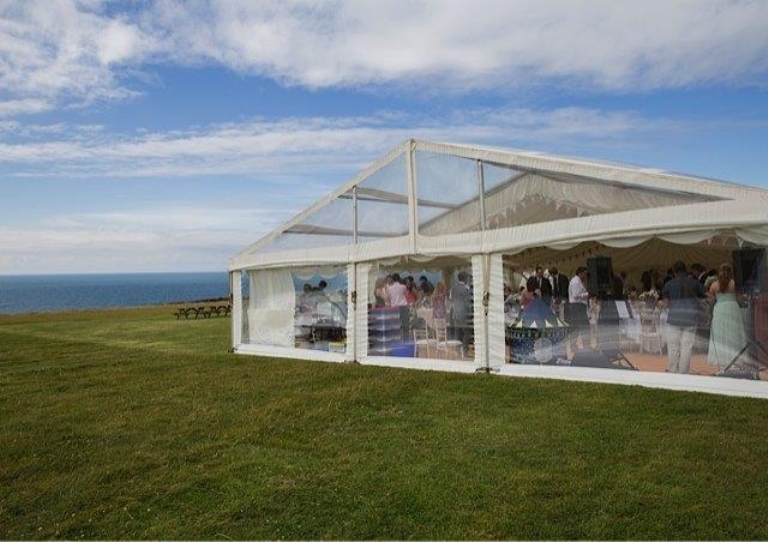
[356,153,409,237]
[297,197,354,232]
[247,152,408,254]
[245,144,726,257]
[420,157,722,235]
[415,151,478,205]
[415,151,480,235]
[357,198,409,237]
[251,231,352,254]
[482,162,522,192]
[255,195,354,254]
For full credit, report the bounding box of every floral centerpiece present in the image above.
[637,289,660,310]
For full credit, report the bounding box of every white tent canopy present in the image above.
[230,140,768,271]
[229,139,768,399]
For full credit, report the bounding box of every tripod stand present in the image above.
[720,293,768,377]
[721,339,768,375]
[597,296,637,370]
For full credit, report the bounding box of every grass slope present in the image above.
[2,306,768,539]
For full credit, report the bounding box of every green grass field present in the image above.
[2,306,768,539]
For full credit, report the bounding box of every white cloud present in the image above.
[40,205,294,233]
[0,225,245,273]
[0,98,51,117]
[153,0,768,91]
[138,0,768,91]
[95,19,144,65]
[0,0,154,104]
[0,107,669,178]
[0,202,282,274]
[1,0,767,111]
[0,207,270,273]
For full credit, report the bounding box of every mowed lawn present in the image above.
[2,307,768,540]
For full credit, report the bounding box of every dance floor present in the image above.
[496,340,767,380]
[626,352,720,375]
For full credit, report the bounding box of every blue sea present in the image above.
[0,272,230,314]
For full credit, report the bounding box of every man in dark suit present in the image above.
[534,266,553,306]
[690,263,707,285]
[549,266,569,319]
[550,267,570,302]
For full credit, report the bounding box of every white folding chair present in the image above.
[638,310,663,355]
[433,318,464,359]
[413,328,436,358]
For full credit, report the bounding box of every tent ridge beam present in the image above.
[284,224,403,238]
[340,188,454,209]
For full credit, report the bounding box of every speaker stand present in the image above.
[719,293,768,378]
[601,348,637,370]
[596,296,637,370]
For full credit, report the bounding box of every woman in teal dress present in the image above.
[707,263,749,369]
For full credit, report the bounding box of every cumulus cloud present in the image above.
[0,0,154,104]
[1,0,767,110]
[141,0,768,91]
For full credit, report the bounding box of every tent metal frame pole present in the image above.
[406,139,418,252]
[477,162,491,371]
[348,262,357,363]
[231,270,242,350]
[477,160,487,231]
[483,254,491,372]
[352,186,358,244]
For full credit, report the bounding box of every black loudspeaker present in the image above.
[571,350,615,369]
[732,249,767,293]
[587,256,613,298]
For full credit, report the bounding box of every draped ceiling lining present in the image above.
[503,237,736,281]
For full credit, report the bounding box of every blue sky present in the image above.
[1,0,767,275]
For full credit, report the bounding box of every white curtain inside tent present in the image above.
[248,269,295,347]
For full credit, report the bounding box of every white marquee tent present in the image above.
[228,139,768,398]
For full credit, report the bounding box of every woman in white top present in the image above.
[566,266,590,355]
